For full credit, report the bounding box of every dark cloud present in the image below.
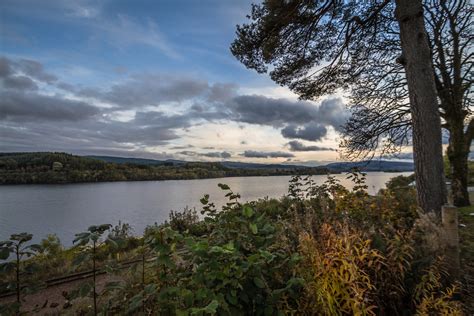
[281,124,327,141]
[287,140,336,152]
[0,57,12,77]
[203,151,231,158]
[0,56,62,93]
[208,83,238,102]
[56,82,76,92]
[15,58,57,83]
[0,91,100,122]
[3,75,38,91]
[178,150,232,159]
[242,150,294,158]
[227,96,347,129]
[0,110,182,153]
[224,95,348,141]
[79,74,210,108]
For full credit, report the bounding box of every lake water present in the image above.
[0,172,411,245]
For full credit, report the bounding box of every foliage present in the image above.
[1,173,471,314]
[413,261,463,316]
[297,225,383,315]
[72,224,113,315]
[0,233,41,313]
[0,152,330,185]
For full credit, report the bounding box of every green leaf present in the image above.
[203,300,219,314]
[27,244,42,253]
[0,241,13,247]
[104,281,123,291]
[72,252,89,267]
[78,282,93,297]
[242,205,254,218]
[200,194,210,205]
[249,223,258,235]
[226,293,238,305]
[218,183,230,190]
[264,306,273,316]
[0,247,11,260]
[128,292,144,312]
[97,224,112,233]
[0,262,15,273]
[73,232,90,244]
[10,233,33,243]
[253,277,265,289]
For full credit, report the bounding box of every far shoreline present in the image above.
[0,170,413,186]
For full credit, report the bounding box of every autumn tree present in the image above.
[341,0,472,207]
[231,0,449,214]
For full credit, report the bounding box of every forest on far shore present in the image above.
[0,152,331,185]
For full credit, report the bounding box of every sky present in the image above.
[0,0,353,165]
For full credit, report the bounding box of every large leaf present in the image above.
[72,252,89,267]
[218,183,230,190]
[249,223,258,235]
[0,262,15,273]
[242,205,254,218]
[10,233,33,243]
[0,247,11,260]
[27,244,42,253]
[253,277,266,289]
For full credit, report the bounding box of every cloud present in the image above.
[0,91,100,122]
[281,124,327,141]
[93,14,180,59]
[242,150,294,158]
[0,57,12,77]
[208,83,238,102]
[0,56,346,159]
[178,150,232,159]
[15,58,57,83]
[170,145,194,150]
[224,95,348,141]
[3,76,38,91]
[226,95,347,128]
[0,57,56,91]
[287,140,336,152]
[79,74,210,108]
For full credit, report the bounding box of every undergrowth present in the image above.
[0,171,469,315]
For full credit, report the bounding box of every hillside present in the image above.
[0,152,329,185]
[324,160,415,172]
[88,155,415,172]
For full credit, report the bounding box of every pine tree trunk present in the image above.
[395,0,447,215]
[447,118,470,207]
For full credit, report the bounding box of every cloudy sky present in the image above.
[0,0,351,164]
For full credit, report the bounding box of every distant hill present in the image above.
[324,160,414,172]
[86,155,180,166]
[88,155,414,172]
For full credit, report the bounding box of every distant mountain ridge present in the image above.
[87,155,414,172]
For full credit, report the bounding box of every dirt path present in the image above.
[0,274,122,315]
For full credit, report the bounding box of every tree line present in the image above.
[0,152,330,185]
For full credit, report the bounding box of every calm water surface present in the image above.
[0,172,411,245]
